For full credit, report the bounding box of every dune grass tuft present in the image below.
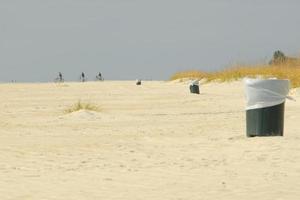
[64,101,101,113]
[170,59,300,88]
[170,70,208,81]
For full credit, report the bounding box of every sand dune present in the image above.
[1,81,300,200]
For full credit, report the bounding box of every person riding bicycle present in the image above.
[96,72,103,81]
[81,72,86,82]
[59,72,63,82]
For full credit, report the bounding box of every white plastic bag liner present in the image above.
[244,78,290,110]
[189,80,199,86]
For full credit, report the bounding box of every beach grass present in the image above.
[170,59,300,88]
[64,101,101,113]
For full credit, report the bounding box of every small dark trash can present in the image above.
[136,79,141,85]
[244,78,290,137]
[246,103,285,137]
[189,80,200,94]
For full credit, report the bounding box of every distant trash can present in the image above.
[244,78,290,137]
[189,80,200,94]
[136,79,141,85]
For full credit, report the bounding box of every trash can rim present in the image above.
[189,80,199,86]
[244,78,290,84]
[244,77,290,110]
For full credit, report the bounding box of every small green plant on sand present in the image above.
[64,101,101,113]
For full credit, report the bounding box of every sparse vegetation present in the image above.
[270,50,287,65]
[170,70,208,81]
[170,52,300,88]
[64,101,101,113]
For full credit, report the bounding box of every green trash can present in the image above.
[189,80,200,94]
[136,79,141,85]
[244,78,290,137]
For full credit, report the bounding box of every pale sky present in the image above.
[1,0,300,82]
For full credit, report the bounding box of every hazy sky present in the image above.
[1,0,300,82]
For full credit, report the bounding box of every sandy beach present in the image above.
[1,80,300,200]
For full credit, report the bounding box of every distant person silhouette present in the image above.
[55,72,64,83]
[59,72,63,82]
[96,72,103,81]
[81,72,86,82]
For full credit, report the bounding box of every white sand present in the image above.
[0,81,300,200]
